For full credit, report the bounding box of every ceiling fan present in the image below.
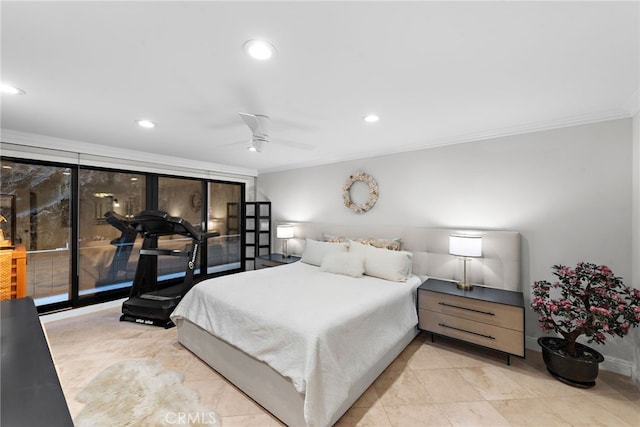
[239,112,269,152]
[237,112,315,152]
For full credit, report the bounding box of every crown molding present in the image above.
[624,88,640,116]
[258,109,633,175]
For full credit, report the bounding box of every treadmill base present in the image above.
[120,313,175,329]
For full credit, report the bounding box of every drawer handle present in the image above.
[438,302,495,316]
[438,323,495,340]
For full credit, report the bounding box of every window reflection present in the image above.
[78,169,146,296]
[0,160,72,305]
[207,182,242,273]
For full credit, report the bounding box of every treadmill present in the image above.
[97,211,138,286]
[115,210,216,328]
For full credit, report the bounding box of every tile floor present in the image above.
[44,306,640,427]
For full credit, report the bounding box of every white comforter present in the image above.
[171,262,421,426]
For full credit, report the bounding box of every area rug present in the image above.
[74,359,219,427]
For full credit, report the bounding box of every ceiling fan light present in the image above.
[243,39,275,60]
[363,114,380,123]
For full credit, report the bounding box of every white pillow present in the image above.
[320,252,365,278]
[348,240,413,282]
[301,238,348,266]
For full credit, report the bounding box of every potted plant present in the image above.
[532,262,640,387]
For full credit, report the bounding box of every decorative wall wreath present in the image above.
[343,172,378,213]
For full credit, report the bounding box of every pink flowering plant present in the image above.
[532,262,640,356]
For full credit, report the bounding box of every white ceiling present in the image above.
[1,1,638,174]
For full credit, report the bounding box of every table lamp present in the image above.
[276,225,295,258]
[449,234,482,290]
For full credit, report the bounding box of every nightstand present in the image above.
[418,278,525,365]
[255,253,301,269]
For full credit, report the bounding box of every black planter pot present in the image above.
[538,337,605,388]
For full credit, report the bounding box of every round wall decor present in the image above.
[343,172,378,213]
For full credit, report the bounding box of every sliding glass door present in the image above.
[1,156,245,311]
[207,181,242,273]
[78,168,147,298]
[0,159,72,305]
[157,177,244,277]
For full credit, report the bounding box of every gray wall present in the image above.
[258,118,637,375]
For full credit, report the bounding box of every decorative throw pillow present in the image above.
[322,233,348,243]
[348,240,413,282]
[322,233,402,251]
[301,238,348,266]
[320,252,365,278]
[354,237,402,251]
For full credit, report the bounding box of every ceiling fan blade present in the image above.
[239,112,259,134]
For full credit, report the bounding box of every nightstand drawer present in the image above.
[418,310,525,357]
[419,290,523,332]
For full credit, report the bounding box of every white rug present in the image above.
[74,359,219,427]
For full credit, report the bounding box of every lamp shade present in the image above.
[276,225,295,239]
[449,234,482,257]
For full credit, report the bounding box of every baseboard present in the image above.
[40,298,126,324]
[525,335,632,377]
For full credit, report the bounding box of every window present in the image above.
[206,181,243,273]
[78,168,146,297]
[1,156,246,311]
[158,177,244,276]
[0,159,72,305]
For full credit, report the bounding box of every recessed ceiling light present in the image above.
[243,39,275,60]
[137,119,156,128]
[1,83,25,95]
[363,114,380,123]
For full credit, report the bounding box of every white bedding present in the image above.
[171,261,422,426]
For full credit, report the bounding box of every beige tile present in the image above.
[429,338,505,369]
[458,366,535,400]
[490,398,571,426]
[385,340,423,372]
[438,401,511,427]
[47,305,640,427]
[499,362,584,398]
[215,384,265,417]
[383,404,451,427]
[542,396,635,427]
[406,343,453,370]
[219,414,277,426]
[182,379,227,410]
[335,406,392,427]
[413,368,484,403]
[624,392,640,407]
[57,357,111,389]
[351,385,382,408]
[373,370,433,406]
[62,386,85,420]
[582,393,640,426]
[597,370,640,395]
[183,356,225,382]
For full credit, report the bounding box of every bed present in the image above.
[171,226,521,426]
